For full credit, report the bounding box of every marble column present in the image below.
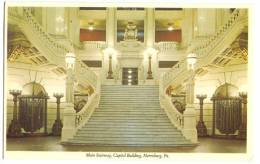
[67,8,80,46]
[105,8,116,81]
[145,8,155,48]
[106,8,116,48]
[145,8,158,82]
[182,9,194,48]
[197,9,216,36]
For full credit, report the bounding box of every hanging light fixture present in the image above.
[167,23,174,31]
[88,22,94,31]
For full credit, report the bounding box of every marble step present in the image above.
[79,127,179,133]
[101,86,159,89]
[101,97,158,98]
[89,117,170,123]
[98,102,160,105]
[72,136,187,142]
[88,117,169,122]
[93,111,164,114]
[76,129,180,135]
[81,125,176,130]
[96,107,164,111]
[76,132,182,138]
[86,121,173,126]
[90,115,168,119]
[66,139,192,146]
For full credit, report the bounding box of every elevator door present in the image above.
[122,68,138,85]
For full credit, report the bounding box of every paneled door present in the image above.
[122,68,138,85]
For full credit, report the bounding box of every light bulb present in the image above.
[88,26,94,31]
[168,26,174,31]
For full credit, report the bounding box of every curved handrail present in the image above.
[161,9,247,91]
[160,94,184,130]
[9,7,101,141]
[75,93,100,129]
[9,7,100,91]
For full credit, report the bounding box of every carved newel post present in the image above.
[237,92,247,139]
[196,94,208,137]
[8,90,22,137]
[182,53,198,143]
[52,93,64,136]
[61,52,76,142]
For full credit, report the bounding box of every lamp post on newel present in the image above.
[8,89,22,137]
[182,53,198,143]
[196,94,208,137]
[52,93,64,136]
[61,52,76,142]
[145,48,157,80]
[103,48,116,79]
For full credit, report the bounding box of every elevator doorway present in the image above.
[122,68,138,85]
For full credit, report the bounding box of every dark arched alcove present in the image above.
[18,82,49,135]
[211,83,242,137]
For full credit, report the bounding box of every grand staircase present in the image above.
[66,85,194,146]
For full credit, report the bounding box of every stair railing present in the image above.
[8,7,101,141]
[159,9,247,142]
[160,93,184,131]
[74,92,100,130]
[161,9,247,91]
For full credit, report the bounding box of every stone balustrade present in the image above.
[161,9,247,92]
[159,9,247,143]
[9,7,101,142]
[83,41,107,49]
[155,41,179,52]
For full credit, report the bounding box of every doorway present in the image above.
[122,68,138,85]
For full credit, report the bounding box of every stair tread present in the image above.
[66,85,191,146]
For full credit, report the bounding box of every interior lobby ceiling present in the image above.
[79,8,184,31]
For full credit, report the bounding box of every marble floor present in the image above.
[6,136,246,153]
